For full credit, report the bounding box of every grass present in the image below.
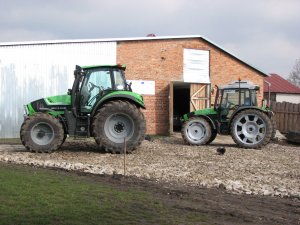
[0,163,207,225]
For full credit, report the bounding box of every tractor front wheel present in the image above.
[231,109,272,149]
[181,117,212,145]
[92,100,146,153]
[20,113,64,153]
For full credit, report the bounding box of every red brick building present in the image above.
[116,36,268,134]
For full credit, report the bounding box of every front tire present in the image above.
[92,100,146,153]
[20,113,64,153]
[231,109,272,149]
[181,117,212,145]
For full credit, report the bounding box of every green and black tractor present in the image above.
[20,64,146,153]
[181,80,275,149]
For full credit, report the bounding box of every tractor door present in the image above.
[79,68,127,113]
[219,89,239,121]
[79,68,113,113]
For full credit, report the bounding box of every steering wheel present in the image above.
[88,82,104,92]
[225,101,235,108]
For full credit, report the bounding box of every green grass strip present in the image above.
[0,163,207,225]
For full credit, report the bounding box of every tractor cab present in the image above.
[72,65,132,115]
[214,81,259,121]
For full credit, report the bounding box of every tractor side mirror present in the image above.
[127,82,132,91]
[68,89,72,95]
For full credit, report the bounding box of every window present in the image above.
[221,89,239,107]
[80,69,112,108]
[113,70,126,90]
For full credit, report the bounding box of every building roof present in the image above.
[264,73,300,94]
[220,80,259,90]
[0,35,268,77]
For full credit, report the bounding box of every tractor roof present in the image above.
[219,81,259,90]
[82,64,126,70]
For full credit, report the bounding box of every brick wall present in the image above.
[117,38,265,135]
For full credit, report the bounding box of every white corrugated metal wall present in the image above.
[0,41,116,138]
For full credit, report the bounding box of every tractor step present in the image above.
[74,116,90,138]
[64,110,90,138]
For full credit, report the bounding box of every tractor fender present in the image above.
[189,114,217,131]
[91,94,146,117]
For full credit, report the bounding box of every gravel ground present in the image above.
[0,133,299,198]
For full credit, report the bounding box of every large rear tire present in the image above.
[181,117,212,145]
[92,100,146,153]
[231,109,272,149]
[20,113,64,153]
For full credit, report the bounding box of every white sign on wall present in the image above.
[183,49,210,83]
[127,80,155,95]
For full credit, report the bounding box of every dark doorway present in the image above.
[173,82,190,132]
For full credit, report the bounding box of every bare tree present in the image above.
[287,58,300,87]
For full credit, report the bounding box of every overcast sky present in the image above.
[1,0,299,78]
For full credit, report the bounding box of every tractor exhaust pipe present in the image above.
[264,80,271,108]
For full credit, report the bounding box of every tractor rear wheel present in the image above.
[20,113,64,153]
[92,100,146,153]
[181,117,212,145]
[231,109,272,149]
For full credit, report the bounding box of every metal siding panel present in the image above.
[0,42,116,138]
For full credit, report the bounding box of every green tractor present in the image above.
[181,80,275,149]
[20,65,146,153]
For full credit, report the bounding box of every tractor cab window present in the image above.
[113,70,126,90]
[221,89,254,107]
[219,89,244,119]
[219,88,254,120]
[80,68,112,111]
[221,89,239,108]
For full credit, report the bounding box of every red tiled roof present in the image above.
[264,73,300,94]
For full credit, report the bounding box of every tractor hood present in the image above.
[182,107,217,121]
[25,94,71,116]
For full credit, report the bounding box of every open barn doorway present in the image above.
[172,82,190,132]
[169,82,211,133]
